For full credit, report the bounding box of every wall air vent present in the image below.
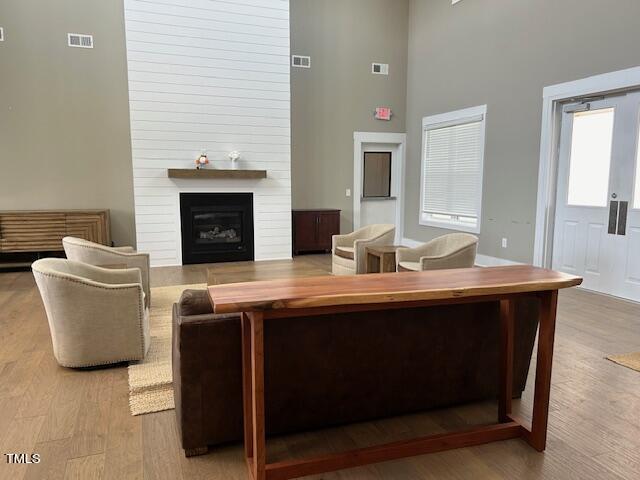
[291,55,310,68]
[68,33,93,48]
[0,27,4,42]
[372,63,389,75]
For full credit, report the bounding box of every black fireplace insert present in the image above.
[180,193,254,264]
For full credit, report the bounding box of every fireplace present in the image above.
[180,193,254,264]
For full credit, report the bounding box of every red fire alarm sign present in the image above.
[374,107,392,121]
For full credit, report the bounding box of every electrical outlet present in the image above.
[501,238,508,249]
[346,188,351,197]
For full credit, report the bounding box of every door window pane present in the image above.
[567,108,614,207]
[363,152,392,197]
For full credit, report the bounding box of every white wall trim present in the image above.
[534,65,640,267]
[353,132,407,243]
[400,237,520,266]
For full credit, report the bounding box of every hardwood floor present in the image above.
[1,256,639,479]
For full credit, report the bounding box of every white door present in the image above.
[614,92,640,301]
[552,92,640,302]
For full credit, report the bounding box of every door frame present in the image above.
[353,132,407,243]
[534,65,640,267]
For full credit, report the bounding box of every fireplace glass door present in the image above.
[180,193,254,264]
[193,210,242,245]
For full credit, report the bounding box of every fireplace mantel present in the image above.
[168,168,267,180]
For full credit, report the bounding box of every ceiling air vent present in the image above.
[291,55,310,68]
[68,33,94,49]
[372,63,389,75]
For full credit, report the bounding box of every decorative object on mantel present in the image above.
[228,151,241,170]
[195,153,209,169]
[167,168,267,179]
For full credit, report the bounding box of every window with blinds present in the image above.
[420,105,486,233]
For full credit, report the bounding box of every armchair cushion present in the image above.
[398,261,421,272]
[335,246,354,260]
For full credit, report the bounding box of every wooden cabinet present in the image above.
[292,209,340,255]
[0,209,111,253]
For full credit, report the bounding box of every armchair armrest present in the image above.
[396,247,420,264]
[332,231,358,251]
[56,277,146,365]
[61,261,143,286]
[31,257,149,367]
[419,243,478,271]
[66,244,151,307]
[112,245,136,253]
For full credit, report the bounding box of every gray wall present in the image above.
[404,0,640,262]
[0,0,136,246]
[290,0,408,232]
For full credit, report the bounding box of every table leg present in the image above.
[241,313,254,461]
[366,253,380,274]
[498,299,514,423]
[249,312,266,480]
[529,290,558,451]
[382,252,396,273]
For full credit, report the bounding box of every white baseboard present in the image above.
[474,254,521,267]
[254,256,294,262]
[401,237,522,267]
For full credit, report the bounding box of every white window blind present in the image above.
[420,106,486,233]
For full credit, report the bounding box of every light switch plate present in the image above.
[346,188,351,197]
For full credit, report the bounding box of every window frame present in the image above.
[419,104,487,234]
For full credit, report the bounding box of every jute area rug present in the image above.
[128,283,206,416]
[606,352,640,372]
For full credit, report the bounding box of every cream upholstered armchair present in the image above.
[396,233,478,272]
[32,258,150,368]
[332,224,396,275]
[63,236,151,307]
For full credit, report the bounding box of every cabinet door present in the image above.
[66,212,110,245]
[294,212,319,252]
[317,213,340,250]
[0,212,66,252]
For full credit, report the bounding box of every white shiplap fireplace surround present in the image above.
[123,0,291,266]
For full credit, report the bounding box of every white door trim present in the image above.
[353,132,407,242]
[534,65,640,267]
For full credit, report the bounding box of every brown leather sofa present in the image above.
[172,289,540,456]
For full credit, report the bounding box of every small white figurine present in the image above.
[228,151,240,169]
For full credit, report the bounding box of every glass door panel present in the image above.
[567,108,615,207]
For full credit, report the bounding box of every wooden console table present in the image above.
[208,266,582,480]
